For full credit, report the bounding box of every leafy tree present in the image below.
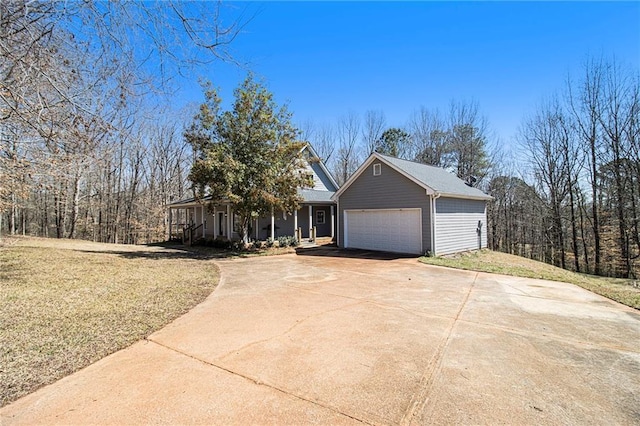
[374,127,412,158]
[186,76,312,244]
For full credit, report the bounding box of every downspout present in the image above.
[430,192,441,256]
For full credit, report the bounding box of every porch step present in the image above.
[298,237,336,249]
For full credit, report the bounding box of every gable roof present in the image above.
[333,152,492,201]
[302,143,339,191]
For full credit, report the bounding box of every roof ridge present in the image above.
[377,153,444,170]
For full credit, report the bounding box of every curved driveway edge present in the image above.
[2,252,639,425]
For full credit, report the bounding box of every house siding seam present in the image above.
[434,197,487,255]
[337,162,431,252]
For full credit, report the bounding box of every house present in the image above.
[167,144,338,243]
[332,152,492,255]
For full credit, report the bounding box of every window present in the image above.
[373,163,381,176]
[316,210,326,224]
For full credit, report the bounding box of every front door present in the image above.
[217,212,225,236]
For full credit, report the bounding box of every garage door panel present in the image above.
[345,209,422,254]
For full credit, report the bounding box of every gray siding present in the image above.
[434,197,487,255]
[338,162,431,252]
[256,205,334,240]
[310,161,338,192]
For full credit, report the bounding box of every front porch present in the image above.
[166,198,335,244]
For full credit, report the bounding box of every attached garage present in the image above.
[344,209,422,254]
[333,153,492,256]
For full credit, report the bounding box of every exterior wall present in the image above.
[256,205,334,240]
[312,205,332,237]
[256,212,296,240]
[309,161,337,191]
[434,197,487,255]
[337,161,431,252]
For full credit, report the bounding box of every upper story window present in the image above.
[373,163,381,176]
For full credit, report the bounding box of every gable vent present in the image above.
[373,163,381,176]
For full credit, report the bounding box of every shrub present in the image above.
[277,235,298,248]
[211,238,231,249]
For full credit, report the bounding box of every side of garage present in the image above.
[435,197,487,255]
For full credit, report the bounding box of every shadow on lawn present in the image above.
[74,242,246,261]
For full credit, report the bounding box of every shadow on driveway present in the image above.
[295,246,418,261]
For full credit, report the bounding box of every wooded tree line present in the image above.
[1,0,243,243]
[496,59,640,278]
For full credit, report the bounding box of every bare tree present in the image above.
[362,110,386,154]
[448,101,491,186]
[566,58,605,274]
[410,106,449,167]
[334,112,361,185]
[519,98,571,268]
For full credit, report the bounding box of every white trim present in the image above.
[213,206,217,236]
[430,196,436,255]
[270,208,275,240]
[343,210,348,248]
[331,152,492,202]
[373,163,381,176]
[336,200,341,245]
[167,208,172,240]
[332,153,436,200]
[330,205,335,238]
[437,192,493,201]
[226,205,231,238]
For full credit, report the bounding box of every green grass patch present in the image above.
[419,249,640,310]
[0,237,219,407]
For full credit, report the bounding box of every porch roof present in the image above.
[298,189,335,204]
[167,189,336,208]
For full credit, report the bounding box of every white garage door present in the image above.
[344,209,422,254]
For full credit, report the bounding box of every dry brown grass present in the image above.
[420,249,640,310]
[0,237,219,407]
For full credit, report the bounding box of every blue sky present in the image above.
[179,1,640,148]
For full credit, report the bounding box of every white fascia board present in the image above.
[333,152,435,199]
[437,192,493,201]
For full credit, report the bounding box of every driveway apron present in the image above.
[2,252,639,425]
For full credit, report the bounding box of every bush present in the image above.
[277,235,298,248]
[211,238,232,249]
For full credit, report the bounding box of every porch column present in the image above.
[202,205,206,238]
[167,207,172,241]
[212,206,217,236]
[330,205,335,238]
[308,205,313,238]
[270,208,275,240]
[293,210,298,235]
[226,205,231,238]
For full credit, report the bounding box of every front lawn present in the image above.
[0,237,219,407]
[420,249,640,310]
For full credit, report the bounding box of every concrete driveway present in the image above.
[2,250,639,425]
